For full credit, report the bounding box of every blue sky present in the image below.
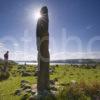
[0,0,100,60]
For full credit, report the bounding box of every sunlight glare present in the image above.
[34,10,41,20]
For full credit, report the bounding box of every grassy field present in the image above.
[51,65,100,84]
[0,65,36,100]
[0,64,100,100]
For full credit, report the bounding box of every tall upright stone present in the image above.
[36,6,50,93]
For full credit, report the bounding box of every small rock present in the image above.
[60,83,68,86]
[25,88,31,93]
[21,80,30,84]
[31,84,37,95]
[50,86,57,91]
[29,95,36,100]
[50,80,55,85]
[22,72,32,76]
[31,89,37,95]
[54,78,58,82]
[14,89,21,96]
[49,69,53,73]
[22,84,31,90]
[71,80,76,84]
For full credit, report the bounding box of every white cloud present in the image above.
[51,52,100,60]
[6,51,100,61]
[13,43,19,47]
[1,44,100,61]
[0,42,4,48]
[9,51,37,61]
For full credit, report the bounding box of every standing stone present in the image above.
[36,6,50,93]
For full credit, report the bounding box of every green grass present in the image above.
[0,65,36,100]
[51,65,100,84]
[0,76,36,100]
[0,65,100,100]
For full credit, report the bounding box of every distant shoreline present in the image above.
[17,62,69,65]
[16,59,100,65]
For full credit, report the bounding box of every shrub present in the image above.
[56,82,100,100]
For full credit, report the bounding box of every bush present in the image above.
[56,82,100,100]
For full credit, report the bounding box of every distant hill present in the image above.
[15,59,100,64]
[51,59,100,64]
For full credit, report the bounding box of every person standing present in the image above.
[4,51,9,72]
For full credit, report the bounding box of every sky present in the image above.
[0,0,100,60]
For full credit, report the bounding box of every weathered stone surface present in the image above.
[31,84,37,95]
[36,6,50,92]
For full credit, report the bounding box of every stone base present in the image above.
[29,90,56,100]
